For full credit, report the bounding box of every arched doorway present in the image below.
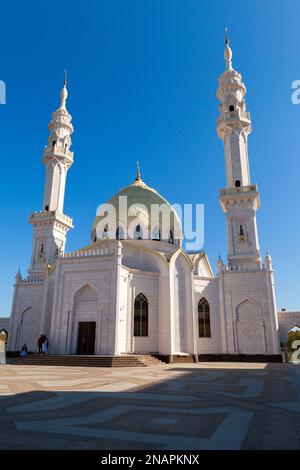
[17,307,37,352]
[73,285,99,355]
[236,299,266,354]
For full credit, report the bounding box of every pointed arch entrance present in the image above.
[236,299,266,354]
[73,284,99,355]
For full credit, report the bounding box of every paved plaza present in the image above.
[1,362,300,450]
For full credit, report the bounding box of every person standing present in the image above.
[42,335,49,355]
[20,344,28,357]
[38,335,43,354]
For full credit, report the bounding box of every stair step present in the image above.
[16,354,164,368]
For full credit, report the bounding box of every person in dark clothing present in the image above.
[38,335,43,354]
[20,344,28,357]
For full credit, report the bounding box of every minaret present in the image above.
[28,74,74,274]
[217,32,261,269]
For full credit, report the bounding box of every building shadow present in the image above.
[0,362,298,450]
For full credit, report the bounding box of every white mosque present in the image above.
[5,37,285,361]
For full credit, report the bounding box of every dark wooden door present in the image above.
[77,322,96,355]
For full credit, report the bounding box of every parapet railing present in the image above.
[219,184,258,197]
[61,248,115,258]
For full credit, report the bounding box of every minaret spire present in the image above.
[225,27,229,45]
[136,160,141,180]
[59,70,68,110]
[224,28,233,71]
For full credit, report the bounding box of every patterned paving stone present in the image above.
[0,362,300,449]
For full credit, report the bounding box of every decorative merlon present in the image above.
[29,210,73,228]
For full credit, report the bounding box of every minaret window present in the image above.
[198,298,211,338]
[52,140,56,147]
[169,230,174,244]
[229,105,235,112]
[239,224,245,242]
[134,293,148,337]
[235,180,241,188]
[39,243,45,259]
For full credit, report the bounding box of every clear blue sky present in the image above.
[0,0,299,316]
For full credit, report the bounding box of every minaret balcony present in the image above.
[219,183,258,197]
[43,146,74,164]
[219,184,260,211]
[29,210,74,229]
[217,109,251,128]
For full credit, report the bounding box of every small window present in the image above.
[102,224,108,239]
[151,226,161,241]
[235,180,241,188]
[239,224,245,242]
[116,226,124,240]
[52,140,56,147]
[229,105,234,112]
[169,230,174,244]
[134,224,143,240]
[44,205,49,211]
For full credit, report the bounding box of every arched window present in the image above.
[134,224,143,240]
[102,224,108,239]
[229,105,235,112]
[116,226,124,240]
[169,230,174,244]
[198,297,211,338]
[151,226,160,241]
[134,293,148,336]
[52,140,56,147]
[239,224,245,242]
[235,180,241,188]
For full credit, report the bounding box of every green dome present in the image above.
[91,175,182,243]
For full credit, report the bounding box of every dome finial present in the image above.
[59,70,68,110]
[136,160,141,180]
[225,27,229,45]
[224,28,233,71]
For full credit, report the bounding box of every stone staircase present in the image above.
[16,354,164,368]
